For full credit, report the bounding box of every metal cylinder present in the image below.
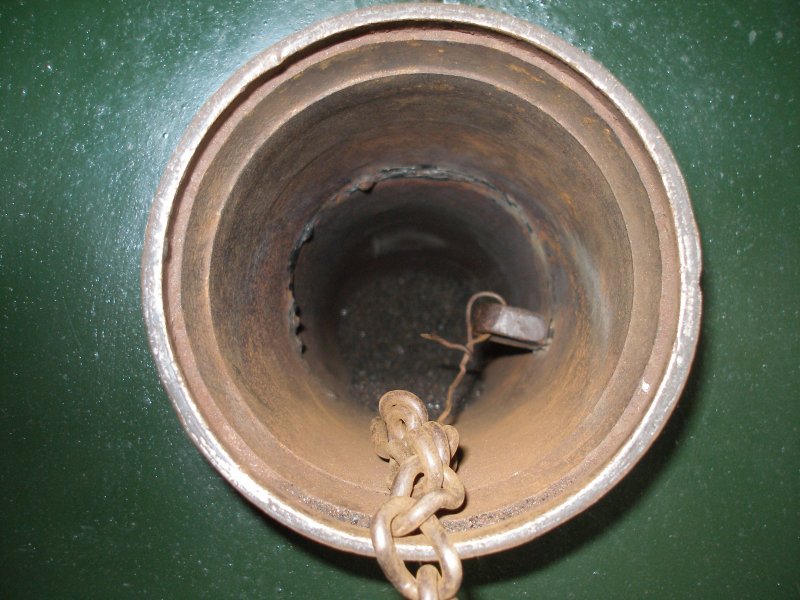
[142,5,701,560]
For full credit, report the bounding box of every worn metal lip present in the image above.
[141,4,702,560]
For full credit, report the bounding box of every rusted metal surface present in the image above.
[472,297,550,350]
[141,4,702,561]
[371,391,464,599]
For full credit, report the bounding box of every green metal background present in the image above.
[2,1,798,597]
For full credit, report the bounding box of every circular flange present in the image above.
[142,4,701,559]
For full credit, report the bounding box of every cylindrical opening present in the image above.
[291,169,548,417]
[145,6,700,560]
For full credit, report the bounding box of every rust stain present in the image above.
[560,190,578,220]
[507,62,545,84]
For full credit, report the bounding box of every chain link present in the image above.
[370,292,542,597]
[370,390,465,600]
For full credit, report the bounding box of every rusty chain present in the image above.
[371,292,547,598]
[371,390,465,600]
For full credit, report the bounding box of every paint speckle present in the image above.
[641,381,651,393]
[748,30,757,45]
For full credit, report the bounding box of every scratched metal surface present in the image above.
[1,1,798,597]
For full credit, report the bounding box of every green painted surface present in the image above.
[1,0,797,597]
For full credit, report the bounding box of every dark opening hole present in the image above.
[336,253,482,416]
[291,169,546,417]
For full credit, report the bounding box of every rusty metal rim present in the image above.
[142,4,702,559]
